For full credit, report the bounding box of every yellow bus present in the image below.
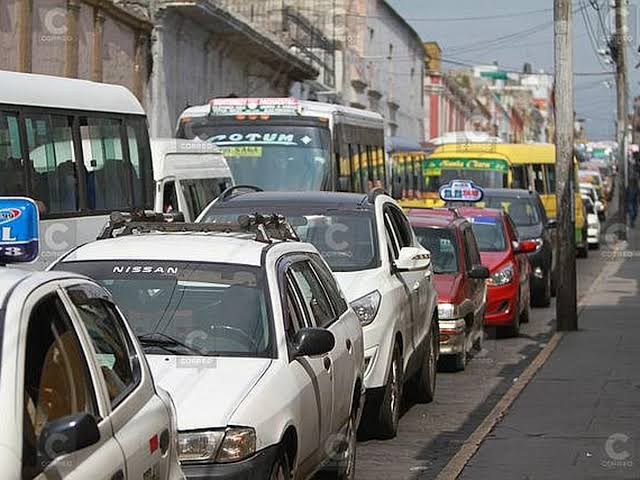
[395,142,589,257]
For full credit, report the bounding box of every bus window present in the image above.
[532,164,546,194]
[511,165,527,189]
[545,164,556,193]
[349,144,361,193]
[24,113,78,214]
[0,111,26,196]
[363,145,373,191]
[126,119,154,209]
[80,117,132,210]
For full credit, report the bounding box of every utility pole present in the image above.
[554,0,578,331]
[613,0,629,238]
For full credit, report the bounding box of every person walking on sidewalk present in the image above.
[626,174,640,228]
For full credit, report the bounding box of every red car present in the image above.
[457,207,537,337]
[407,208,489,370]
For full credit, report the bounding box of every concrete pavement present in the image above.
[459,229,640,479]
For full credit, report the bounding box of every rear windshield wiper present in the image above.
[138,332,205,356]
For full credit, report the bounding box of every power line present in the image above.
[345,8,553,23]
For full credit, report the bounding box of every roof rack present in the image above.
[97,210,299,244]
[367,187,388,204]
[218,185,264,203]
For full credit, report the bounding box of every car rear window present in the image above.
[202,208,380,272]
[412,227,459,274]
[482,195,541,227]
[468,216,507,252]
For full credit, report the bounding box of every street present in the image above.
[355,240,611,480]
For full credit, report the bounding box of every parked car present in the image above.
[579,170,608,219]
[407,208,489,371]
[580,182,606,222]
[481,189,556,308]
[151,138,234,222]
[0,198,184,480]
[458,207,537,337]
[198,188,439,439]
[582,194,601,249]
[51,212,364,480]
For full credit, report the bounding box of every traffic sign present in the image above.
[438,180,484,203]
[0,197,40,264]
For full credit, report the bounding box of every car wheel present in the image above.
[269,446,291,480]
[334,415,357,480]
[532,271,551,308]
[412,322,438,401]
[577,245,588,258]
[375,344,403,439]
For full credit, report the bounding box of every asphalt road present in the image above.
[353,241,611,480]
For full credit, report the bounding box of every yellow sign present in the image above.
[220,146,263,157]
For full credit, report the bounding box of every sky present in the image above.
[387,0,639,141]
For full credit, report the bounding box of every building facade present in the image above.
[220,0,426,141]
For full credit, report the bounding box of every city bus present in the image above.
[176,97,386,193]
[387,136,431,200]
[0,70,154,269]
[395,142,588,256]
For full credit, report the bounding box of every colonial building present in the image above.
[1,0,319,136]
[219,0,426,140]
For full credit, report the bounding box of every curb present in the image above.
[435,241,626,480]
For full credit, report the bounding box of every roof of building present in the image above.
[157,1,318,82]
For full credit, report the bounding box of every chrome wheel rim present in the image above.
[389,357,400,421]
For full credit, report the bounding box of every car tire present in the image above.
[269,446,291,480]
[577,244,589,258]
[412,322,438,400]
[375,344,403,439]
[531,271,551,308]
[334,415,357,480]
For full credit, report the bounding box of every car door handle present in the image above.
[346,338,352,352]
[110,471,124,480]
[323,356,332,371]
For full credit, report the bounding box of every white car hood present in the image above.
[334,268,385,302]
[146,355,272,430]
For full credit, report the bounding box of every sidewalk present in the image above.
[459,229,640,480]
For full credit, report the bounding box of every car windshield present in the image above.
[201,209,379,272]
[412,227,459,274]
[54,261,273,358]
[468,217,507,252]
[482,196,541,227]
[177,121,332,191]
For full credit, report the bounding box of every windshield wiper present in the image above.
[137,332,205,356]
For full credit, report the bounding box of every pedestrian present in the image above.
[626,175,640,228]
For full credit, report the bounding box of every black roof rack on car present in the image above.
[97,210,299,244]
[367,187,388,204]
[218,185,264,203]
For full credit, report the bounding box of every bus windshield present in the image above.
[425,158,509,192]
[178,120,332,191]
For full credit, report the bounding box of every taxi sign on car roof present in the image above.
[208,97,300,116]
[439,180,484,203]
[0,197,40,264]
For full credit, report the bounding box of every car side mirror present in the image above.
[468,265,490,279]
[547,218,558,229]
[514,239,538,254]
[291,328,335,358]
[394,246,431,273]
[37,413,100,467]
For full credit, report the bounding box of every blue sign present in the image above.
[0,197,40,264]
[439,180,484,203]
